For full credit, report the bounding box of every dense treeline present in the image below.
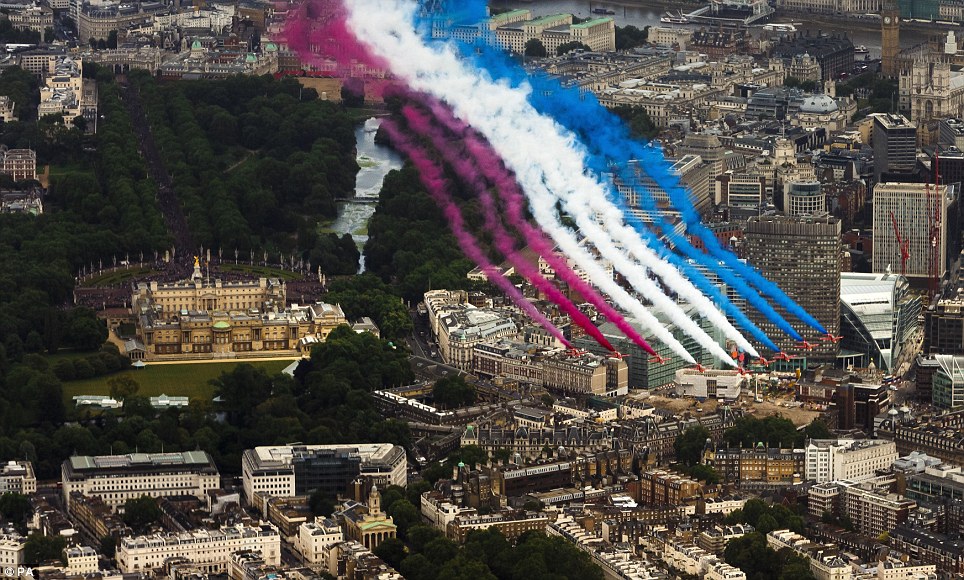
[375,526,604,580]
[0,75,166,349]
[133,73,360,263]
[0,327,413,479]
[324,274,413,340]
[364,164,474,302]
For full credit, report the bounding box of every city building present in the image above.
[704,445,804,485]
[573,307,722,390]
[872,114,918,181]
[872,182,952,283]
[0,533,24,569]
[337,486,396,551]
[674,368,745,400]
[639,469,701,507]
[843,481,916,537]
[37,56,97,131]
[481,12,616,54]
[882,0,901,77]
[932,355,964,409]
[542,351,628,397]
[131,268,348,360]
[116,523,281,574]
[64,546,98,575]
[297,517,343,565]
[61,451,220,510]
[241,444,407,503]
[924,297,964,355]
[840,272,921,373]
[900,60,964,122]
[0,97,15,123]
[771,33,855,81]
[784,181,825,216]
[804,439,898,484]
[0,460,36,494]
[424,290,518,371]
[8,4,53,35]
[743,215,842,358]
[1,149,36,182]
[446,511,549,543]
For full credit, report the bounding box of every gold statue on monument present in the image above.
[194,256,200,268]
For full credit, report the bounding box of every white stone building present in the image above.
[804,439,898,484]
[116,523,280,574]
[61,451,220,510]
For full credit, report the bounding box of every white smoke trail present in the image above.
[344,0,754,363]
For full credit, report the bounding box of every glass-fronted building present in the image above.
[839,272,921,372]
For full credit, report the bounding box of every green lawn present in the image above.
[61,360,293,405]
[80,266,162,288]
[217,263,303,281]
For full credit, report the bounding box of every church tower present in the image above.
[881,0,901,77]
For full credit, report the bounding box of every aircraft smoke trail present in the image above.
[377,120,574,348]
[402,101,661,358]
[339,0,742,363]
[399,102,626,353]
[443,28,823,335]
[410,97,699,362]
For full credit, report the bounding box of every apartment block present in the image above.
[805,439,898,484]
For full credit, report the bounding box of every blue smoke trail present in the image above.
[418,0,826,344]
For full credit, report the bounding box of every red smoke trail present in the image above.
[401,104,616,352]
[417,98,657,357]
[284,0,394,98]
[379,120,572,348]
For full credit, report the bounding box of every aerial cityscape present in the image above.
[0,0,962,578]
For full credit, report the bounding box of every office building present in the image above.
[116,523,280,574]
[0,461,36,495]
[542,351,628,396]
[804,439,898,484]
[784,180,825,217]
[872,182,952,283]
[842,483,916,537]
[241,444,406,503]
[924,297,964,356]
[61,451,220,510]
[932,355,964,409]
[872,114,917,181]
[840,272,921,373]
[743,215,842,358]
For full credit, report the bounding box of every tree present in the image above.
[524,39,547,58]
[122,496,162,531]
[556,41,591,56]
[0,492,31,523]
[802,419,832,440]
[432,375,475,409]
[100,535,116,559]
[309,488,335,517]
[674,425,710,466]
[685,464,720,484]
[373,537,406,569]
[615,25,648,51]
[341,77,365,107]
[386,499,419,538]
[523,499,542,512]
[108,375,141,401]
[24,533,66,566]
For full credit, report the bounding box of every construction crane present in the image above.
[889,210,910,276]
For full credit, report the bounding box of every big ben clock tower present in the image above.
[881,0,900,77]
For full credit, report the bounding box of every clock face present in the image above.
[884,16,891,24]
